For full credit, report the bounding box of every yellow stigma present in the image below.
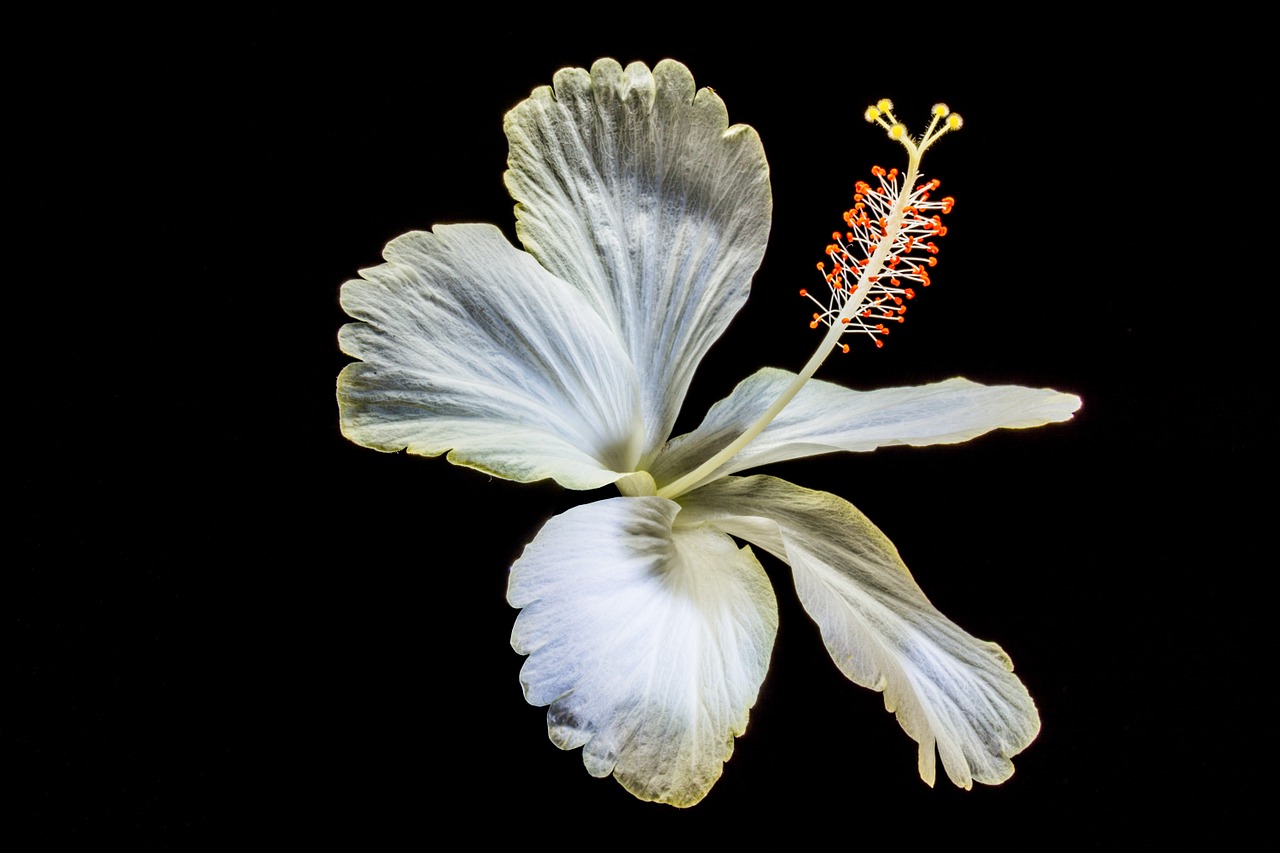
[865,98,964,161]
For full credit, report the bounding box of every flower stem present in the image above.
[656,155,922,500]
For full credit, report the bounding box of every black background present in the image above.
[11,14,1260,846]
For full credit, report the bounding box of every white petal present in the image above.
[504,59,772,461]
[338,224,643,490]
[508,496,777,806]
[651,368,1081,492]
[680,475,1040,788]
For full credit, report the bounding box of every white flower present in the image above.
[337,59,1080,807]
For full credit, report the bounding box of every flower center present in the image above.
[616,470,658,497]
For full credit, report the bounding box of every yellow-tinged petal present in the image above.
[338,224,644,490]
[651,369,1080,494]
[680,475,1040,788]
[505,59,772,464]
[508,496,777,806]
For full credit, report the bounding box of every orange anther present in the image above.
[816,261,825,270]
[841,343,850,354]
[814,163,952,345]
[874,339,884,349]
[799,288,808,297]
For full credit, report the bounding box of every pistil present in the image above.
[654,101,961,500]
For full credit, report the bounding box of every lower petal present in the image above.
[680,475,1039,789]
[508,496,778,806]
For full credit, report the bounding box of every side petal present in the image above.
[504,59,772,461]
[650,368,1081,492]
[338,223,643,490]
[508,496,778,807]
[679,475,1040,789]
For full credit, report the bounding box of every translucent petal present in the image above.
[680,475,1040,788]
[338,224,643,490]
[651,369,1081,493]
[508,496,778,806]
[504,58,772,461]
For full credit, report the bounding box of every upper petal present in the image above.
[679,475,1040,789]
[338,224,643,490]
[508,496,778,807]
[504,58,772,461]
[650,368,1081,492]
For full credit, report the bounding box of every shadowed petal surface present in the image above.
[680,475,1039,789]
[508,497,777,806]
[338,224,642,490]
[504,59,771,461]
[651,369,1081,493]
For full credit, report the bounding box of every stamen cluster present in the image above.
[803,168,954,350]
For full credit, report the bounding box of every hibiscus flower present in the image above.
[337,58,1080,807]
